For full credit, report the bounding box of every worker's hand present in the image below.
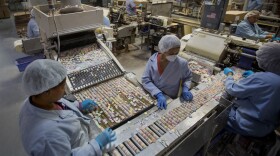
[96,128,116,149]
[80,99,98,113]
[139,4,143,7]
[155,92,167,110]
[224,68,234,76]
[181,86,193,102]
[242,70,254,78]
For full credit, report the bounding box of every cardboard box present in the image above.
[3,5,10,18]
[0,8,4,19]
[0,0,5,6]
[224,11,247,23]
[0,5,10,19]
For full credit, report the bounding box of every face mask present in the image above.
[166,55,177,62]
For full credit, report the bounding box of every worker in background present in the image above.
[19,59,116,156]
[223,42,280,138]
[126,0,136,15]
[27,9,40,38]
[235,10,274,40]
[103,15,110,27]
[142,35,193,110]
[247,0,263,11]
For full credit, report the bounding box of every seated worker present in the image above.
[126,0,136,15]
[19,59,116,156]
[223,42,280,138]
[247,0,263,11]
[142,35,193,110]
[27,9,40,38]
[235,10,274,40]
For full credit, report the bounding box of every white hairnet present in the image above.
[23,59,67,96]
[30,9,35,18]
[256,42,280,75]
[244,10,260,20]
[158,35,181,53]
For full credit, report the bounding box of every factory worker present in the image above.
[223,42,280,137]
[126,0,136,15]
[142,35,193,110]
[19,59,116,156]
[27,9,40,38]
[103,16,110,27]
[235,10,274,40]
[247,0,263,11]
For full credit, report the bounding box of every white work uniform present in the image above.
[19,98,102,156]
[142,53,192,99]
[27,18,40,38]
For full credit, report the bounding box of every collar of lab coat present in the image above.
[26,98,90,121]
[244,19,258,32]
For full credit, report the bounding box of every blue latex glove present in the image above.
[80,99,98,113]
[181,86,193,101]
[139,4,143,7]
[155,92,167,110]
[96,128,116,149]
[242,70,254,78]
[224,68,234,76]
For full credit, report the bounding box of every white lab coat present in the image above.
[142,53,192,99]
[27,18,40,38]
[19,98,102,156]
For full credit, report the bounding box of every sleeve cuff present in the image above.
[183,81,191,89]
[151,90,162,98]
[74,101,81,109]
[259,34,266,39]
[89,139,102,156]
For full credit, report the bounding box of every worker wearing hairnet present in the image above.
[27,9,40,38]
[235,10,274,40]
[19,59,116,156]
[223,42,280,137]
[126,0,136,15]
[142,35,193,110]
[247,0,263,11]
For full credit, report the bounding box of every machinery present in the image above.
[108,5,143,51]
[100,30,266,156]
[172,0,203,18]
[148,15,172,26]
[180,30,263,83]
[32,0,155,132]
[115,24,137,50]
[31,1,265,156]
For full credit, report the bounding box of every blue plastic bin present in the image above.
[15,54,45,72]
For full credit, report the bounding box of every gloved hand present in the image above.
[181,86,193,101]
[80,99,98,113]
[224,68,234,76]
[139,4,143,7]
[96,128,116,149]
[155,92,167,110]
[242,70,254,78]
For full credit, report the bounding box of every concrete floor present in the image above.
[115,40,151,82]
[0,16,150,155]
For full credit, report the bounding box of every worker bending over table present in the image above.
[142,35,193,110]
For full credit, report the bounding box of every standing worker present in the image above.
[223,42,280,137]
[235,10,274,40]
[142,35,193,110]
[247,0,263,11]
[19,59,116,156]
[126,0,136,15]
[27,9,40,38]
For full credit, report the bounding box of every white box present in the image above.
[33,4,103,38]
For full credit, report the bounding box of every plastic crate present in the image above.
[15,54,45,72]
